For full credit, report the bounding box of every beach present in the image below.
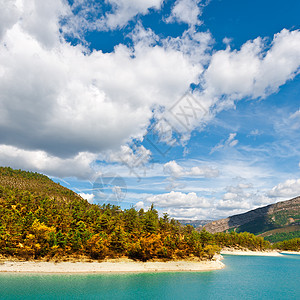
[2,249,298,273]
[0,258,225,273]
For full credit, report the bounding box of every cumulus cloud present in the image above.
[216,200,253,213]
[20,0,70,48]
[188,166,219,177]
[134,201,150,211]
[147,191,212,208]
[163,161,184,177]
[107,145,152,177]
[216,199,252,211]
[1,1,300,187]
[204,29,300,103]
[79,192,95,203]
[163,160,219,178]
[66,0,164,33]
[226,183,253,194]
[0,145,96,179]
[103,0,164,30]
[0,0,20,41]
[166,0,205,26]
[0,7,203,164]
[268,178,300,198]
[163,207,210,219]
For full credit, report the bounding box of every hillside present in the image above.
[204,196,300,235]
[0,166,272,260]
[0,167,222,261]
[258,225,300,243]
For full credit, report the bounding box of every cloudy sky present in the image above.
[1,0,300,220]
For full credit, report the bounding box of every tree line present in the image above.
[0,167,276,261]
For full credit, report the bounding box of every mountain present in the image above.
[177,219,212,228]
[204,196,300,235]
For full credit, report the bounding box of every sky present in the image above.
[0,0,300,220]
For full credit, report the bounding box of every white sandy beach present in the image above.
[0,259,225,273]
[220,248,283,256]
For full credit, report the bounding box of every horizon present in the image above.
[1,0,300,220]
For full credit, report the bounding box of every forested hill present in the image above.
[0,167,273,261]
[204,196,300,235]
[0,166,80,201]
[0,167,219,261]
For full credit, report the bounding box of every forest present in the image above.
[272,238,300,251]
[0,167,281,261]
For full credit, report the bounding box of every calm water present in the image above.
[0,254,299,300]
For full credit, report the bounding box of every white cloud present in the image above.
[0,9,203,162]
[147,191,212,208]
[79,192,95,203]
[210,133,238,154]
[268,178,300,198]
[289,109,300,129]
[64,0,164,35]
[134,201,147,210]
[1,0,300,198]
[0,0,20,41]
[108,145,151,165]
[216,199,252,211]
[226,183,253,194]
[223,192,238,200]
[163,29,213,65]
[166,0,204,26]
[20,0,70,48]
[204,29,300,103]
[163,160,219,178]
[188,166,219,177]
[100,0,164,30]
[0,145,96,179]
[163,161,184,177]
[163,207,210,219]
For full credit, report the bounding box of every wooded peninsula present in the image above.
[0,167,298,262]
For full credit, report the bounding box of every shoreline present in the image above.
[2,248,297,274]
[279,251,300,255]
[220,249,283,256]
[0,258,225,274]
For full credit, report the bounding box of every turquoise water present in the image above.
[0,255,299,300]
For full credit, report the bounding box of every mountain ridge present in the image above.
[204,196,300,234]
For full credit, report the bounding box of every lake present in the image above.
[0,254,299,299]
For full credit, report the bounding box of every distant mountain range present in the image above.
[204,196,300,238]
[177,219,212,228]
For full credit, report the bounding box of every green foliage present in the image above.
[214,231,271,250]
[236,217,277,235]
[273,238,300,251]
[264,231,300,243]
[0,166,275,261]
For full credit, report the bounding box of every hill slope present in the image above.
[204,196,300,235]
[0,167,225,261]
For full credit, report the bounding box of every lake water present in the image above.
[0,254,299,300]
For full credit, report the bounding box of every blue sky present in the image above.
[0,0,300,219]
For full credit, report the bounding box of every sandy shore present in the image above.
[279,251,300,255]
[220,249,283,256]
[0,259,225,273]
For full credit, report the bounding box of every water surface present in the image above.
[0,254,299,299]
